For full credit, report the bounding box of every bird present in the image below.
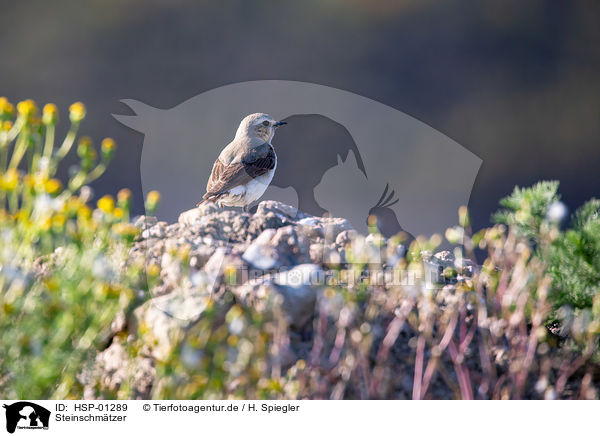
[198,113,287,212]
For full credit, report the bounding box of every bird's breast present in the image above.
[245,167,275,203]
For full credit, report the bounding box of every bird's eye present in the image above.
[262,121,270,127]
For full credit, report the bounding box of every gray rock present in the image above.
[336,229,358,247]
[131,286,219,361]
[104,201,364,393]
[233,264,322,329]
[83,341,155,399]
[242,229,278,270]
[255,200,304,219]
[188,245,217,269]
[242,226,310,270]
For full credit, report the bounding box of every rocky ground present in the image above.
[82,200,479,399]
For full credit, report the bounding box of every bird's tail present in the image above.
[197,193,220,207]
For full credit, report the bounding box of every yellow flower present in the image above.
[145,190,161,214]
[101,137,116,160]
[178,244,191,261]
[367,214,377,227]
[42,103,59,125]
[17,99,37,118]
[224,263,237,284]
[0,97,15,116]
[44,278,59,292]
[21,175,33,189]
[113,222,138,238]
[2,303,15,315]
[69,102,86,123]
[65,196,81,213]
[52,213,66,229]
[45,178,62,195]
[2,120,12,131]
[1,168,19,191]
[33,172,48,188]
[98,283,120,298]
[146,190,160,204]
[39,216,52,231]
[97,195,115,213]
[117,188,132,211]
[113,207,124,219]
[147,263,160,276]
[77,136,94,159]
[16,210,29,223]
[117,188,132,203]
[458,205,470,228]
[77,205,92,220]
[227,335,239,347]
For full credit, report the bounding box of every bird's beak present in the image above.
[273,121,288,128]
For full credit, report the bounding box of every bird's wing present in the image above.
[203,144,276,201]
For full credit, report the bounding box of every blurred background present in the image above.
[1,0,598,231]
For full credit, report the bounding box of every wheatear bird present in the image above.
[198,113,287,211]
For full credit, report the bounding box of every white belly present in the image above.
[244,169,275,203]
[219,155,277,207]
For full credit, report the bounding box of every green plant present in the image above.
[0,97,152,398]
[493,180,560,242]
[548,199,600,309]
[493,180,600,312]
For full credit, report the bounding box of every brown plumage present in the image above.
[200,144,276,204]
[197,113,286,211]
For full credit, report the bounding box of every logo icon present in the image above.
[2,402,50,434]
[114,80,482,236]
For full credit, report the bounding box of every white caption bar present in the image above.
[0,400,594,436]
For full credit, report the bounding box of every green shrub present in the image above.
[493,180,560,242]
[494,180,600,311]
[548,199,600,309]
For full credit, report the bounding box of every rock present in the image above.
[336,229,358,247]
[242,226,310,270]
[203,247,247,291]
[309,242,343,266]
[297,216,353,242]
[345,234,384,264]
[131,286,219,361]
[98,201,367,395]
[255,200,303,219]
[423,250,476,285]
[242,229,278,269]
[188,245,217,269]
[433,250,455,266]
[233,264,322,329]
[134,215,157,229]
[309,243,324,264]
[83,340,155,399]
[321,217,353,239]
[178,207,204,226]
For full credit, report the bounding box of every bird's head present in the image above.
[235,113,287,143]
